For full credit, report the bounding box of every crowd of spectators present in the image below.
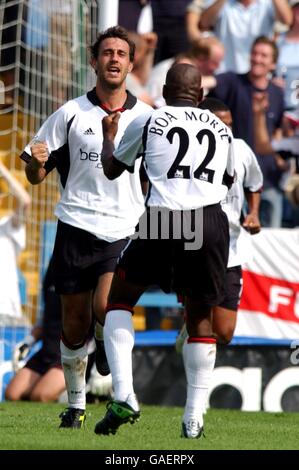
[125,0,299,229]
[118,0,299,228]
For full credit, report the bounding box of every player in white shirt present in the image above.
[95,64,235,439]
[200,98,262,343]
[20,26,152,429]
[176,98,263,358]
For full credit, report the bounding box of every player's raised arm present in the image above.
[102,110,152,180]
[101,112,124,180]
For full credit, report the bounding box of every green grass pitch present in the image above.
[0,402,299,450]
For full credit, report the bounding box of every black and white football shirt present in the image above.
[114,101,235,210]
[21,89,152,242]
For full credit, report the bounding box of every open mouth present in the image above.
[107,66,120,77]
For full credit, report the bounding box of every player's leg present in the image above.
[213,307,237,344]
[94,239,157,435]
[178,204,229,438]
[5,368,41,401]
[176,266,242,350]
[5,350,47,401]
[59,291,92,428]
[182,298,215,439]
[92,239,128,376]
[93,272,114,376]
[212,266,242,344]
[105,274,146,402]
[29,366,65,402]
[52,221,97,428]
[94,274,146,436]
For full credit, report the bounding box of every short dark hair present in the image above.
[251,35,279,64]
[198,97,230,113]
[164,63,202,105]
[90,26,135,62]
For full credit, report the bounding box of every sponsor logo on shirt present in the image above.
[79,148,102,168]
[83,128,95,135]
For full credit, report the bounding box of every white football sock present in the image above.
[104,309,137,409]
[182,341,216,427]
[60,341,88,410]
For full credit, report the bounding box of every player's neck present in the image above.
[96,83,127,112]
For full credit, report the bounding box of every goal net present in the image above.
[0,0,99,397]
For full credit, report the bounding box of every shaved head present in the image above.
[163,63,203,105]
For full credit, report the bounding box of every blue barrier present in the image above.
[138,292,181,308]
[134,330,296,347]
[18,268,27,305]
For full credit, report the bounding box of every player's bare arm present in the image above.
[243,191,261,235]
[101,112,124,180]
[25,141,49,185]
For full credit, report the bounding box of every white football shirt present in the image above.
[221,138,263,267]
[21,89,152,242]
[114,102,235,210]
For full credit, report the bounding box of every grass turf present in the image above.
[0,401,299,450]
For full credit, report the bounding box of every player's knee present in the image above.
[63,316,90,345]
[5,385,21,401]
[69,311,89,329]
[30,389,52,402]
[216,327,234,344]
[93,302,106,321]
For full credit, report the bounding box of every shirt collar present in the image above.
[168,99,197,108]
[87,87,137,113]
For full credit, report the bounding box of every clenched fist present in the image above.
[30,140,49,169]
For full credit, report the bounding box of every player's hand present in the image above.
[252,92,269,114]
[102,112,121,141]
[243,213,261,235]
[30,141,49,169]
[12,334,36,373]
[142,32,158,51]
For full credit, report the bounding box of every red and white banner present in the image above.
[235,228,299,339]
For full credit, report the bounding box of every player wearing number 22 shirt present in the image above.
[116,97,235,210]
[110,74,236,302]
[95,64,235,438]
